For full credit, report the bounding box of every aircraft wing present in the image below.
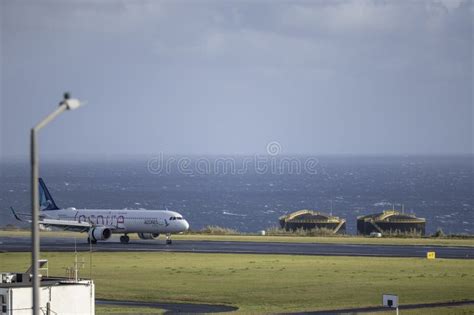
[39,219,120,233]
[10,207,34,221]
[40,218,92,232]
[11,207,92,232]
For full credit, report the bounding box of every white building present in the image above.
[1,271,94,315]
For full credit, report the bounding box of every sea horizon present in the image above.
[1,155,472,235]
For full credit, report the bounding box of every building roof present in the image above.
[0,275,92,289]
[357,210,426,223]
[279,210,345,223]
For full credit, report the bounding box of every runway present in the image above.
[0,236,472,259]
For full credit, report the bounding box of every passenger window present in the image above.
[1,295,6,313]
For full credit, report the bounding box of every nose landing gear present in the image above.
[120,234,130,244]
[166,233,172,245]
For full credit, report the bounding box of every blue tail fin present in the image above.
[39,178,59,210]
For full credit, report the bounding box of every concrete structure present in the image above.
[279,210,346,234]
[0,271,94,315]
[357,210,426,236]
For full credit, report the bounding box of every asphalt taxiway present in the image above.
[0,236,472,259]
[96,299,238,314]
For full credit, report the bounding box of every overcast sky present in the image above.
[1,0,472,158]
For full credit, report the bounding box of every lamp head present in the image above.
[60,92,83,110]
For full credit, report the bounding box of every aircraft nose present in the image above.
[183,220,190,231]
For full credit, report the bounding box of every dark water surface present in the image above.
[0,155,472,234]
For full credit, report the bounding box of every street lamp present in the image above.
[31,93,83,314]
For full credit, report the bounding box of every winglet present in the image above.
[10,207,23,222]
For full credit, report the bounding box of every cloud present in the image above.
[435,0,465,10]
[1,0,165,34]
[2,0,472,156]
[280,1,417,35]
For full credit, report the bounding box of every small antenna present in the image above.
[72,238,84,281]
[75,238,78,281]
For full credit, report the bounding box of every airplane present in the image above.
[11,178,189,245]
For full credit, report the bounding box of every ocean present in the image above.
[0,155,472,235]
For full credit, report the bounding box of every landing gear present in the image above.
[87,237,97,244]
[120,234,130,244]
[166,233,172,245]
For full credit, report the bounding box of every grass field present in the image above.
[1,229,473,247]
[1,252,472,313]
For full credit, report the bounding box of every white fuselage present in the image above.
[42,209,189,234]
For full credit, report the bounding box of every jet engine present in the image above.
[89,227,112,241]
[137,233,160,240]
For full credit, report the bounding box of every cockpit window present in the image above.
[169,216,183,220]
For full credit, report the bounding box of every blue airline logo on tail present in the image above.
[39,178,59,211]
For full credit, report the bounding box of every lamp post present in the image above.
[31,93,83,314]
